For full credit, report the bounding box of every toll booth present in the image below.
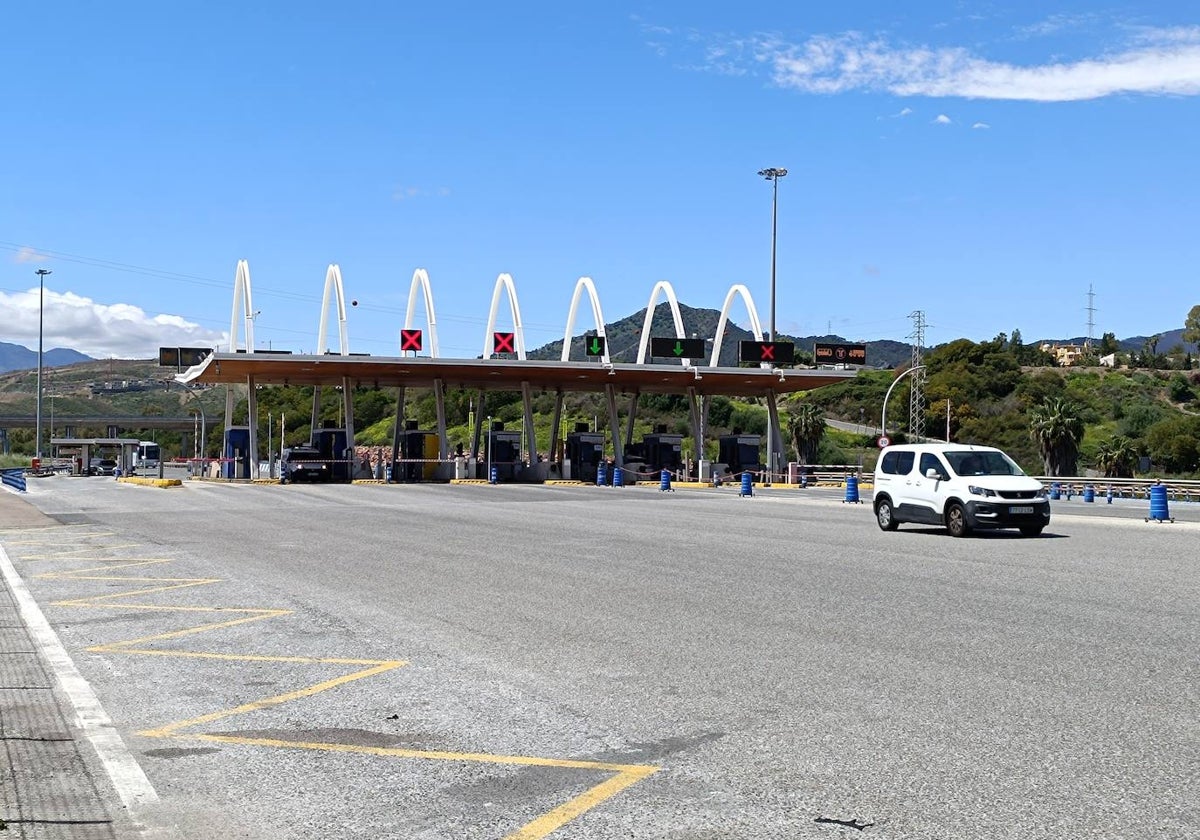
[223,426,252,479]
[312,427,351,482]
[718,434,762,476]
[565,426,605,483]
[485,425,523,482]
[641,431,683,474]
[395,420,440,482]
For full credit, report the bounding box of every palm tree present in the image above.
[788,403,825,465]
[1094,436,1137,478]
[1028,397,1084,476]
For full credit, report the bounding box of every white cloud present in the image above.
[0,288,226,359]
[973,121,991,129]
[392,185,449,201]
[12,246,50,264]
[934,114,952,124]
[748,29,1200,101]
[898,106,913,116]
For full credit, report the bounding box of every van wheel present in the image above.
[875,498,899,531]
[1019,525,1044,537]
[946,503,971,537]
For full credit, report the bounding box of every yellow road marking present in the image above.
[23,545,658,838]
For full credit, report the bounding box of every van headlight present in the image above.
[968,485,996,497]
[1034,487,1047,499]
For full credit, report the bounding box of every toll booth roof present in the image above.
[176,352,856,397]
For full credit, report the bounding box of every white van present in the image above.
[872,443,1050,537]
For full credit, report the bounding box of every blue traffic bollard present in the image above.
[843,474,861,504]
[597,462,607,487]
[738,471,753,497]
[489,465,497,485]
[1106,485,1113,504]
[659,469,672,492]
[1083,484,1095,503]
[1147,481,1172,522]
[613,466,623,487]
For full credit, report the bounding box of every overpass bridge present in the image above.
[0,414,199,432]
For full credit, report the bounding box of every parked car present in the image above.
[89,458,118,476]
[872,443,1050,537]
[280,445,329,483]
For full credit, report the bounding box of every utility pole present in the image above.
[908,310,927,442]
[34,268,52,462]
[1085,284,1097,351]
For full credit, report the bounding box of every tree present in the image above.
[1098,331,1119,356]
[1028,397,1084,476]
[1183,304,1200,350]
[788,403,825,465]
[1094,436,1137,478]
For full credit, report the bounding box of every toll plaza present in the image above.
[175,351,855,484]
[48,437,141,475]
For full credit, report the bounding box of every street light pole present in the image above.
[34,268,52,462]
[757,168,787,341]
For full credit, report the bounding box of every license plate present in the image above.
[1010,506,1034,514]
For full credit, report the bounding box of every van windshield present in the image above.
[946,450,1025,477]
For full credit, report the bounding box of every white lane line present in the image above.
[0,544,160,811]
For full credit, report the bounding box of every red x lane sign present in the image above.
[493,331,516,354]
[400,329,423,352]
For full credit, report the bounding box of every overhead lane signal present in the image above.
[492,331,516,355]
[400,329,423,352]
[584,334,607,357]
[650,337,706,360]
[739,340,796,364]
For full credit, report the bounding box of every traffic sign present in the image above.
[493,331,516,354]
[650,337,706,360]
[584,334,606,357]
[738,340,796,364]
[400,329,423,352]
[877,436,891,449]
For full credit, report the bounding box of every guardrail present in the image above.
[2,468,28,492]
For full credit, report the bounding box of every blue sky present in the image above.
[3,2,1199,359]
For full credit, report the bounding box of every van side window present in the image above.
[881,451,914,475]
[919,452,948,479]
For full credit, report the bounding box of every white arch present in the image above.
[634,280,687,365]
[560,277,609,363]
[228,259,256,352]
[316,264,350,356]
[482,273,528,360]
[710,284,766,367]
[403,268,440,358]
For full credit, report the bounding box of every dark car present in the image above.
[280,446,329,483]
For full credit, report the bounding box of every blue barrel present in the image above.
[844,474,861,504]
[1050,481,1061,500]
[597,462,607,487]
[1148,483,1170,521]
[489,465,497,485]
[613,466,623,487]
[1083,484,1095,503]
[659,469,671,492]
[738,470,753,497]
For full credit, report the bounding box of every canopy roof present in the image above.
[176,352,857,397]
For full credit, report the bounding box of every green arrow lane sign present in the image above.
[650,337,706,359]
[585,334,606,356]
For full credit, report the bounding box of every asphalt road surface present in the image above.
[4,477,1198,839]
